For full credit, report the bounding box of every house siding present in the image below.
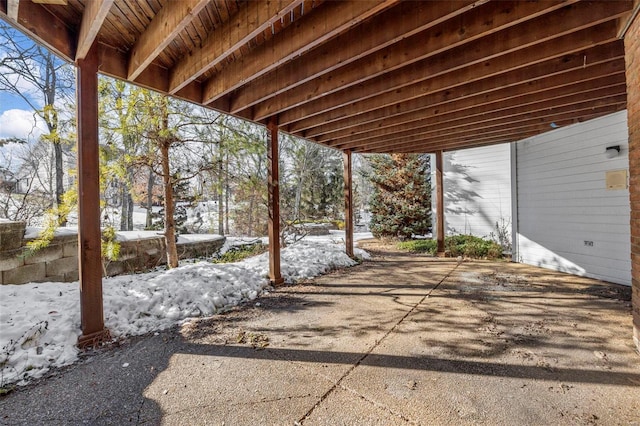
[515,110,631,285]
[443,144,512,239]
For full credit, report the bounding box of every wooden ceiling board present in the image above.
[0,0,633,154]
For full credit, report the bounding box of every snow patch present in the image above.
[0,237,368,386]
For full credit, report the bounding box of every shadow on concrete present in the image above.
[0,250,637,425]
[173,343,640,387]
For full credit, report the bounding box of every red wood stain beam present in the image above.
[343,150,354,258]
[435,151,445,256]
[267,117,285,286]
[76,44,109,347]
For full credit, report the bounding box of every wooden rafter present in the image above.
[358,106,625,154]
[286,34,623,136]
[249,0,578,121]
[307,59,624,141]
[201,0,399,105]
[0,0,74,60]
[76,0,114,61]
[326,74,627,147]
[339,94,627,151]
[280,8,627,129]
[228,0,488,114]
[127,0,210,81]
[168,0,306,95]
[0,0,632,154]
[7,0,18,21]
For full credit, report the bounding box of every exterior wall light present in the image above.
[605,145,621,159]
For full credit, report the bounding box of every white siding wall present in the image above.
[515,111,630,285]
[443,144,512,239]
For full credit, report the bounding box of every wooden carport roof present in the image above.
[0,0,635,154]
[2,0,640,350]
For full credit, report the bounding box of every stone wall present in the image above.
[0,221,225,284]
[104,235,226,277]
[0,221,77,285]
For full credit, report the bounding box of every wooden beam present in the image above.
[287,37,624,134]
[435,151,445,256]
[7,0,18,21]
[315,64,626,142]
[0,0,74,61]
[357,106,624,154]
[228,0,488,114]
[251,0,578,121]
[281,8,626,128]
[169,0,304,94]
[379,112,613,154]
[76,44,109,347]
[128,0,209,81]
[360,106,625,153]
[331,83,627,149]
[267,116,284,286]
[201,0,398,104]
[75,0,114,61]
[618,0,640,38]
[342,96,627,152]
[343,150,354,258]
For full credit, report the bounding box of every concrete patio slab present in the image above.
[1,242,638,425]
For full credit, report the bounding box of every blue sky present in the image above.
[0,90,33,113]
[0,20,52,142]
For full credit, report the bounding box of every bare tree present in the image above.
[0,22,75,215]
[137,91,220,268]
[0,140,51,224]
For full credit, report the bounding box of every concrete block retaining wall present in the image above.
[0,221,225,284]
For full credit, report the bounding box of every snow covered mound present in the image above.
[243,239,361,283]
[0,239,365,386]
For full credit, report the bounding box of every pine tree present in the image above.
[367,153,432,239]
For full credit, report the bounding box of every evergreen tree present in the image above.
[367,153,431,239]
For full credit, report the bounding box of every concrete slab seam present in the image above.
[295,261,462,424]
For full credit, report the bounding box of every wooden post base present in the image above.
[77,328,111,349]
[270,277,285,287]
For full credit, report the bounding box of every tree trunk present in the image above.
[146,168,154,229]
[217,156,224,235]
[294,176,303,221]
[126,169,134,230]
[293,148,307,221]
[126,191,134,230]
[248,195,254,237]
[160,141,179,268]
[120,181,128,231]
[53,142,66,226]
[225,152,230,234]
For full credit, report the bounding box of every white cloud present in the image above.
[0,108,46,141]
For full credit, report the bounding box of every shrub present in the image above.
[212,242,267,264]
[445,235,503,259]
[397,235,503,259]
[397,239,437,254]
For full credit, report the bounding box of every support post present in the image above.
[76,44,108,347]
[343,150,354,258]
[435,150,445,256]
[267,116,285,286]
[624,10,640,353]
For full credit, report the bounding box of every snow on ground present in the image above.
[0,234,371,387]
